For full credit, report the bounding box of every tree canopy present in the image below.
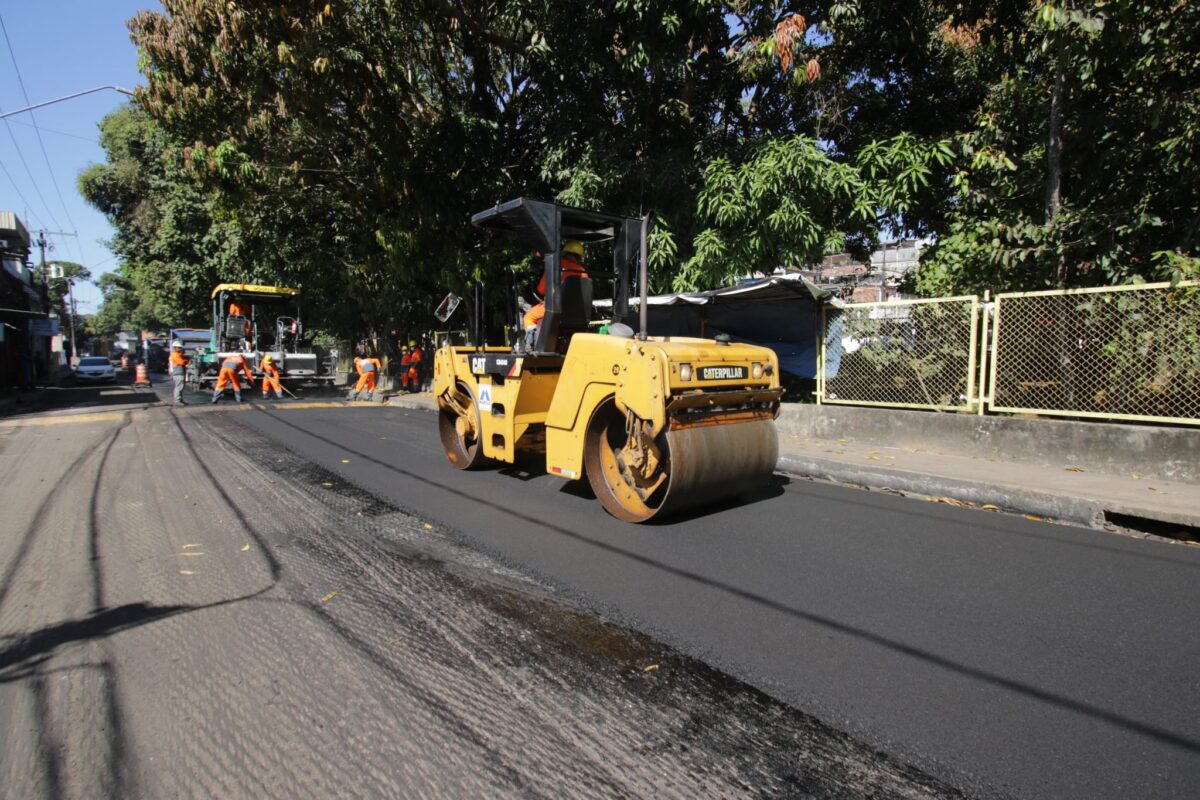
[84,1,1200,335]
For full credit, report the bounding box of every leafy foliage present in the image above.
[87,0,1200,339]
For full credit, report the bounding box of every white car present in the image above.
[75,356,116,382]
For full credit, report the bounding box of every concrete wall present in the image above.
[777,404,1200,483]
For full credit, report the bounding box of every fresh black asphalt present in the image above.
[236,405,1200,800]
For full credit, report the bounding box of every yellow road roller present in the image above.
[433,198,783,522]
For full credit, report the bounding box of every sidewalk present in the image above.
[389,392,1199,536]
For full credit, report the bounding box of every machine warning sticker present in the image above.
[477,383,493,412]
[699,365,748,380]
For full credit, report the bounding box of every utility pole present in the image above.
[38,230,79,361]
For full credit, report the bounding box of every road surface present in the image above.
[235,403,1200,800]
[1,384,965,798]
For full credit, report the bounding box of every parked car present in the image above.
[75,356,116,382]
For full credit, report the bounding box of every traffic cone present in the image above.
[134,362,151,386]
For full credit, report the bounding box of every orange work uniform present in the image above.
[228,301,253,338]
[536,255,589,296]
[261,360,283,399]
[214,354,254,399]
[355,356,381,395]
[401,346,423,390]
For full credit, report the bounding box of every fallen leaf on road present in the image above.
[390,638,404,645]
[980,504,1000,511]
[241,544,250,552]
[341,459,350,463]
[321,591,339,603]
[867,450,879,454]
[837,438,848,444]
[1131,473,1141,480]
[642,664,659,673]
[1065,466,1085,472]
[322,482,333,488]
[866,456,881,461]
[1147,486,1160,492]
[929,496,972,508]
[1024,514,1043,521]
[180,552,205,557]
[423,523,433,529]
[179,570,196,575]
[182,543,203,549]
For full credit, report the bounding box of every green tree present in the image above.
[913,1,1200,293]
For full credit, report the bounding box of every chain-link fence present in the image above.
[989,282,1200,425]
[819,296,980,411]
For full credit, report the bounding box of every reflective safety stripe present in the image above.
[221,359,241,370]
[360,361,376,372]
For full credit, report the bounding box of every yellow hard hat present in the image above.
[409,340,416,347]
[262,354,273,364]
[563,240,584,258]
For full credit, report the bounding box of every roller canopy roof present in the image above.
[471,197,639,246]
[211,283,301,300]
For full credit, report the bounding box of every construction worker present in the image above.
[404,339,424,392]
[398,344,411,389]
[212,351,254,404]
[352,352,381,400]
[169,341,190,406]
[228,300,253,339]
[261,354,283,400]
[524,240,589,350]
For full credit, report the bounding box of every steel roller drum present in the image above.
[654,419,779,520]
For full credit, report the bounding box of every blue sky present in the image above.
[0,1,158,314]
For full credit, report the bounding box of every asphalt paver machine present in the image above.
[433,198,783,522]
[198,283,333,389]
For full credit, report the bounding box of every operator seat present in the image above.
[536,276,593,354]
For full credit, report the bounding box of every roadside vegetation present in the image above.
[80,1,1200,338]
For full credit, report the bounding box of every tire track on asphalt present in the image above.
[170,410,549,798]
[0,416,126,611]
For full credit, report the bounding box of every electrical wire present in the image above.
[7,117,97,143]
[0,12,84,264]
[0,156,45,229]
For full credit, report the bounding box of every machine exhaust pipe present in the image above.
[638,211,655,341]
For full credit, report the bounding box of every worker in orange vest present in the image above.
[524,240,589,350]
[212,352,255,404]
[397,340,420,392]
[261,354,283,400]
[169,340,190,406]
[352,352,381,400]
[228,300,253,339]
[398,344,411,388]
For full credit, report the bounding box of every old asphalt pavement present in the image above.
[1,377,970,798]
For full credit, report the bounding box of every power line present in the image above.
[0,155,45,229]
[7,117,97,143]
[0,13,83,264]
[0,114,61,231]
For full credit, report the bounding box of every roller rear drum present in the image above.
[584,404,778,523]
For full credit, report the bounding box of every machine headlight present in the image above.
[679,363,693,381]
[751,362,764,379]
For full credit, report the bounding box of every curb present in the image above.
[775,453,1104,528]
